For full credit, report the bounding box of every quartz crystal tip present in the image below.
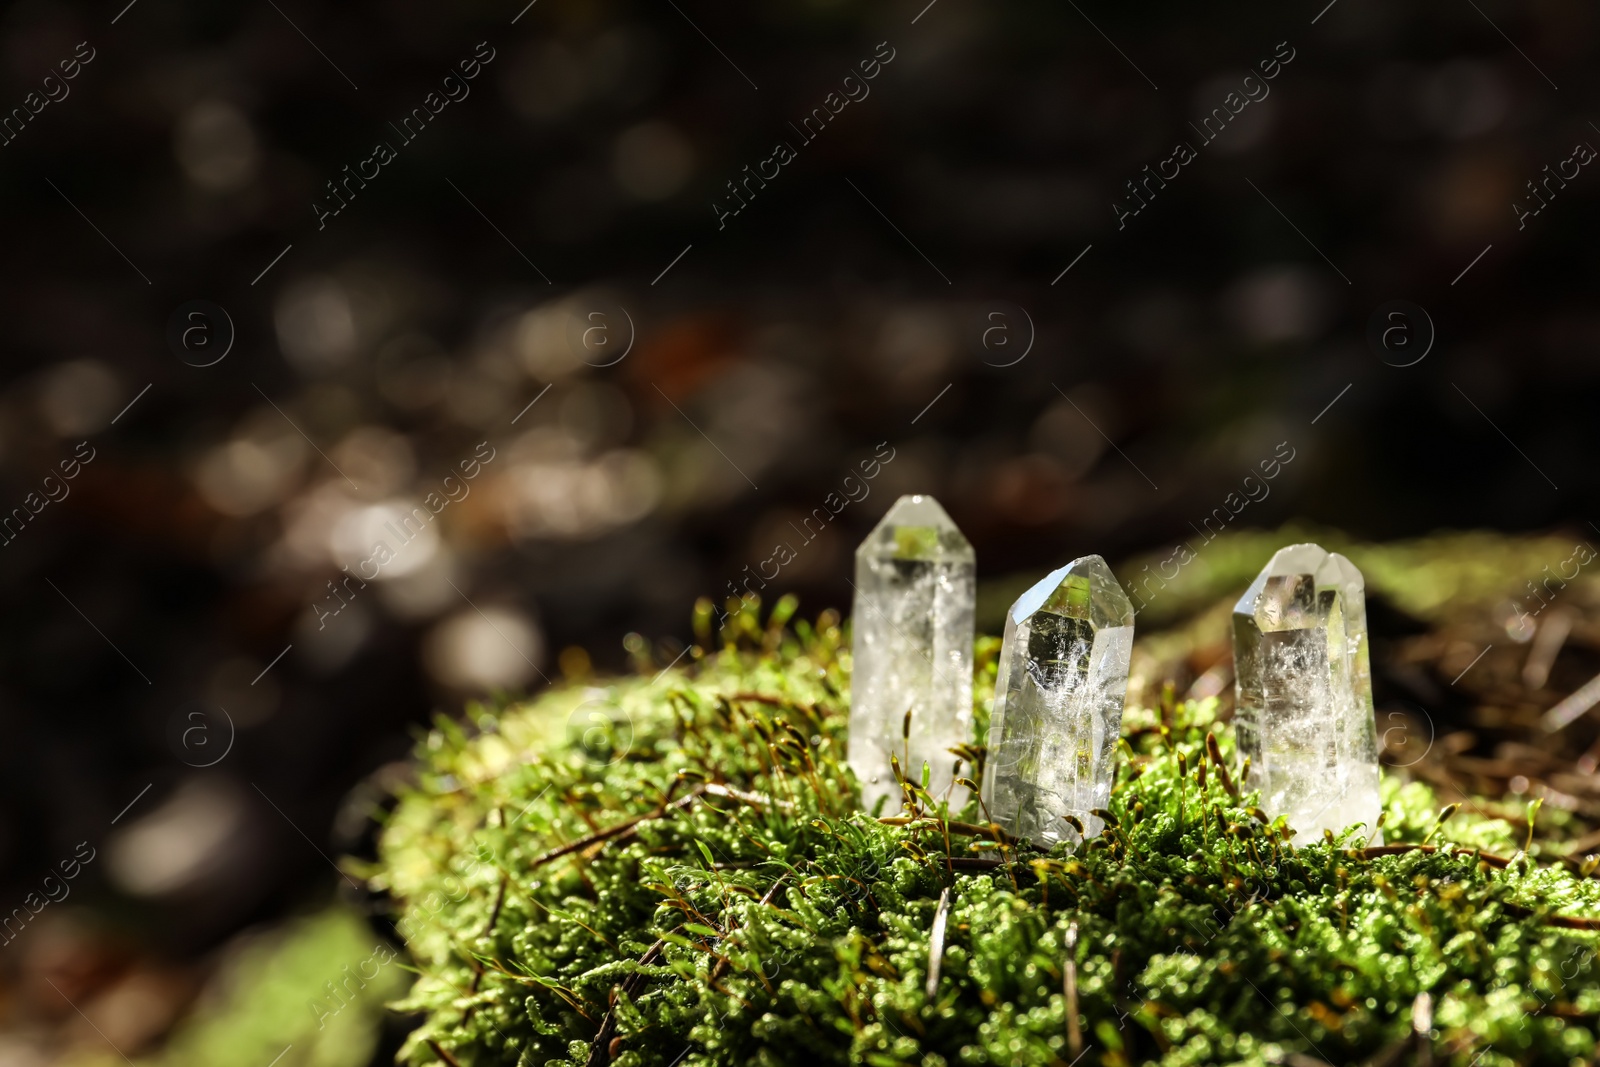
[848,495,976,815]
[1231,543,1382,844]
[982,554,1134,847]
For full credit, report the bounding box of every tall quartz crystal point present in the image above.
[848,495,976,815]
[1232,543,1382,844]
[982,555,1134,846]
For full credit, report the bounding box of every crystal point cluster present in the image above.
[1232,543,1382,843]
[848,495,976,814]
[982,555,1134,846]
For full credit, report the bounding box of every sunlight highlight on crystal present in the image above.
[848,495,975,814]
[1232,543,1382,843]
[982,554,1134,846]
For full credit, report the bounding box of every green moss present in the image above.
[372,594,1600,1067]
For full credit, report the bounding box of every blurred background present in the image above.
[0,0,1596,1062]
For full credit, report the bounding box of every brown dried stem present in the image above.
[585,936,672,1067]
[529,783,702,870]
[878,815,1011,842]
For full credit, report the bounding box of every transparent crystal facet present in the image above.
[982,555,1134,847]
[848,495,976,815]
[1232,543,1382,844]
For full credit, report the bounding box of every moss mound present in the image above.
[370,585,1600,1067]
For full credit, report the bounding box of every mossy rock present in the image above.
[368,534,1600,1067]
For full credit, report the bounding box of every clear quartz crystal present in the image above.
[982,555,1134,847]
[1232,543,1382,844]
[848,495,976,815]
